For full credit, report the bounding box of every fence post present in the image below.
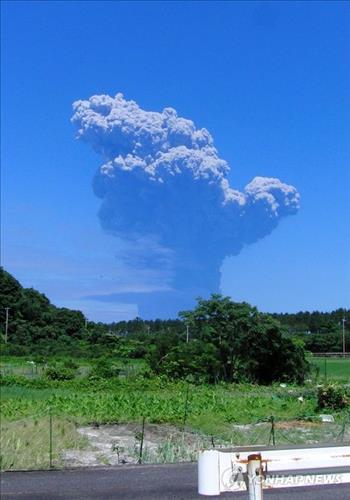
[339,420,346,442]
[182,383,190,432]
[269,416,276,446]
[49,408,53,469]
[138,416,146,464]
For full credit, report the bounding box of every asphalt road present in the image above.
[1,463,350,500]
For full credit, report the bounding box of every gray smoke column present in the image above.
[71,93,300,316]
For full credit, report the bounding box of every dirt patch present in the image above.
[62,420,349,467]
[275,420,319,430]
[62,423,209,467]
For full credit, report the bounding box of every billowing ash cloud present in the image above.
[72,93,300,317]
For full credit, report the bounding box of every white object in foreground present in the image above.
[198,445,350,496]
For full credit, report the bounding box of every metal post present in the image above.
[247,453,263,500]
[182,383,190,431]
[49,408,53,469]
[269,416,276,446]
[342,317,346,358]
[186,325,189,343]
[138,416,145,464]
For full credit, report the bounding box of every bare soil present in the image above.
[62,423,208,467]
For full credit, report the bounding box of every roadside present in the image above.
[2,463,350,500]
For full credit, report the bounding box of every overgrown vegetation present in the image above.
[0,416,88,470]
[317,384,349,410]
[45,365,76,381]
[1,371,349,425]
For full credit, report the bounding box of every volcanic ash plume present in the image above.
[71,93,300,316]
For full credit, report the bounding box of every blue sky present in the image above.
[2,1,349,321]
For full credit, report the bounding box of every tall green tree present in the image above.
[157,294,311,384]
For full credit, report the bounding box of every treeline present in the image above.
[272,310,349,335]
[0,268,184,358]
[110,311,350,353]
[0,267,348,360]
[109,310,350,354]
[272,310,349,353]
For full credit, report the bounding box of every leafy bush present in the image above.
[62,358,79,370]
[0,343,30,357]
[45,365,75,381]
[89,359,121,379]
[158,341,220,383]
[1,374,54,388]
[317,384,349,410]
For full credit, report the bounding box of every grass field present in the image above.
[308,356,350,382]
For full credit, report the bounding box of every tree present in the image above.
[238,314,309,384]
[149,294,310,384]
[53,308,85,338]
[180,295,259,382]
[159,341,220,382]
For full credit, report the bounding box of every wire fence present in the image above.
[1,411,349,471]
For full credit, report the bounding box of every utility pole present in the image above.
[186,324,189,343]
[342,317,346,358]
[4,307,10,344]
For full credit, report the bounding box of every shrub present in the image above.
[317,384,349,410]
[89,359,120,379]
[45,365,75,381]
[62,358,79,370]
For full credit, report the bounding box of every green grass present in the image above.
[0,356,146,379]
[308,356,350,382]
[0,374,338,426]
[0,416,88,470]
